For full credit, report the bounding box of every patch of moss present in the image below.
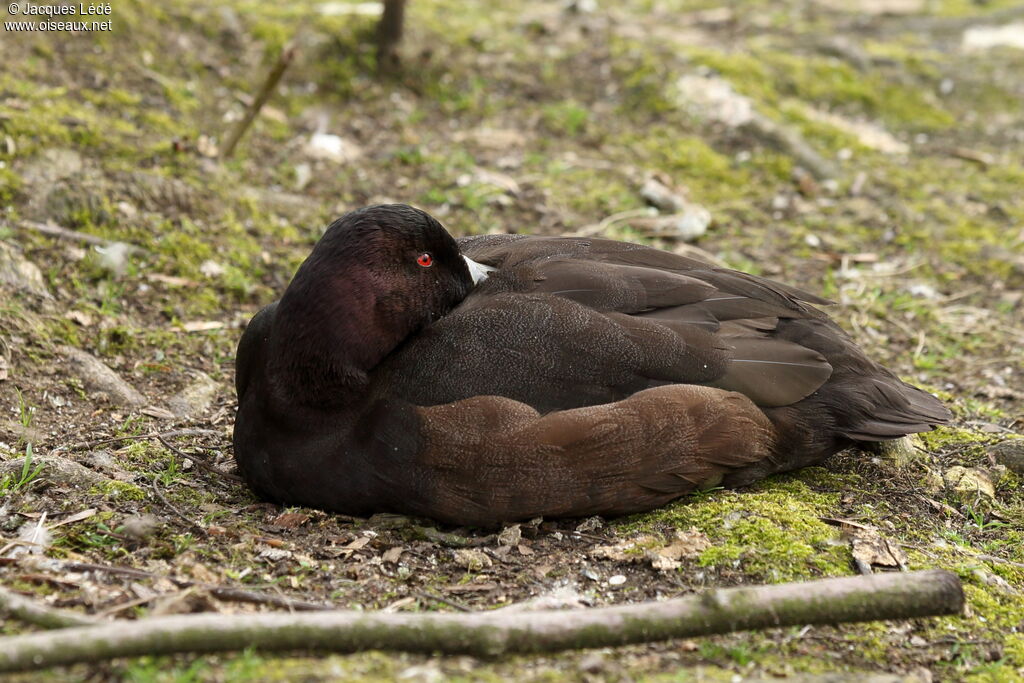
[617,479,849,581]
[541,100,591,138]
[89,480,146,501]
[918,425,998,453]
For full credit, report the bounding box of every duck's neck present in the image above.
[267,262,412,409]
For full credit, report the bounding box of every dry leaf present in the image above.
[850,528,908,573]
[271,512,310,529]
[147,273,199,288]
[345,536,371,551]
[180,321,225,332]
[141,405,176,419]
[382,546,404,564]
[49,508,98,528]
[657,528,711,560]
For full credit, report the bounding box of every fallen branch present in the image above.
[220,43,297,159]
[12,220,146,254]
[0,570,963,672]
[0,587,99,630]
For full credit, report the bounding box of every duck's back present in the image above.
[373,233,949,479]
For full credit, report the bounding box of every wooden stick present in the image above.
[0,570,963,672]
[220,43,297,159]
[0,587,99,630]
[376,0,406,73]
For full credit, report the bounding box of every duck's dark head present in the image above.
[269,204,480,406]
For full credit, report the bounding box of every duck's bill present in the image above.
[463,256,497,285]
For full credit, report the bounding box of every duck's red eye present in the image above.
[416,253,433,268]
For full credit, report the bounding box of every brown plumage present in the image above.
[233,205,950,526]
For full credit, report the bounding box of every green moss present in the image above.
[618,479,849,580]
[684,46,955,131]
[534,162,639,219]
[89,480,146,501]
[0,166,21,203]
[541,100,591,138]
[918,425,998,453]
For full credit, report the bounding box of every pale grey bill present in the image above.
[463,256,497,285]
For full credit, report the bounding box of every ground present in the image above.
[0,0,1022,680]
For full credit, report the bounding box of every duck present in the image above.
[233,204,950,526]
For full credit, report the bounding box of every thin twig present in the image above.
[95,593,166,618]
[151,475,208,537]
[63,429,222,452]
[220,43,297,158]
[39,560,333,612]
[207,587,332,612]
[416,526,495,548]
[12,220,146,254]
[414,590,472,613]
[569,208,658,238]
[155,434,243,483]
[0,571,965,671]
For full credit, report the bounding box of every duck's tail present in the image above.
[722,317,951,488]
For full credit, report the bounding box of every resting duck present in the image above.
[233,204,950,526]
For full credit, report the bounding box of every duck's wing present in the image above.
[453,235,834,408]
[374,286,831,415]
[374,385,776,526]
[454,234,948,446]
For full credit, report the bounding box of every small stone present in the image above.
[874,435,928,467]
[258,546,293,562]
[93,242,133,276]
[121,514,161,541]
[166,370,219,418]
[575,516,604,533]
[988,440,1024,475]
[199,260,225,278]
[0,241,51,299]
[963,23,1024,52]
[578,653,605,673]
[675,74,754,127]
[497,524,522,547]
[608,574,626,586]
[943,466,996,499]
[0,454,108,490]
[640,177,687,213]
[304,133,362,163]
[453,548,492,571]
[62,347,146,408]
